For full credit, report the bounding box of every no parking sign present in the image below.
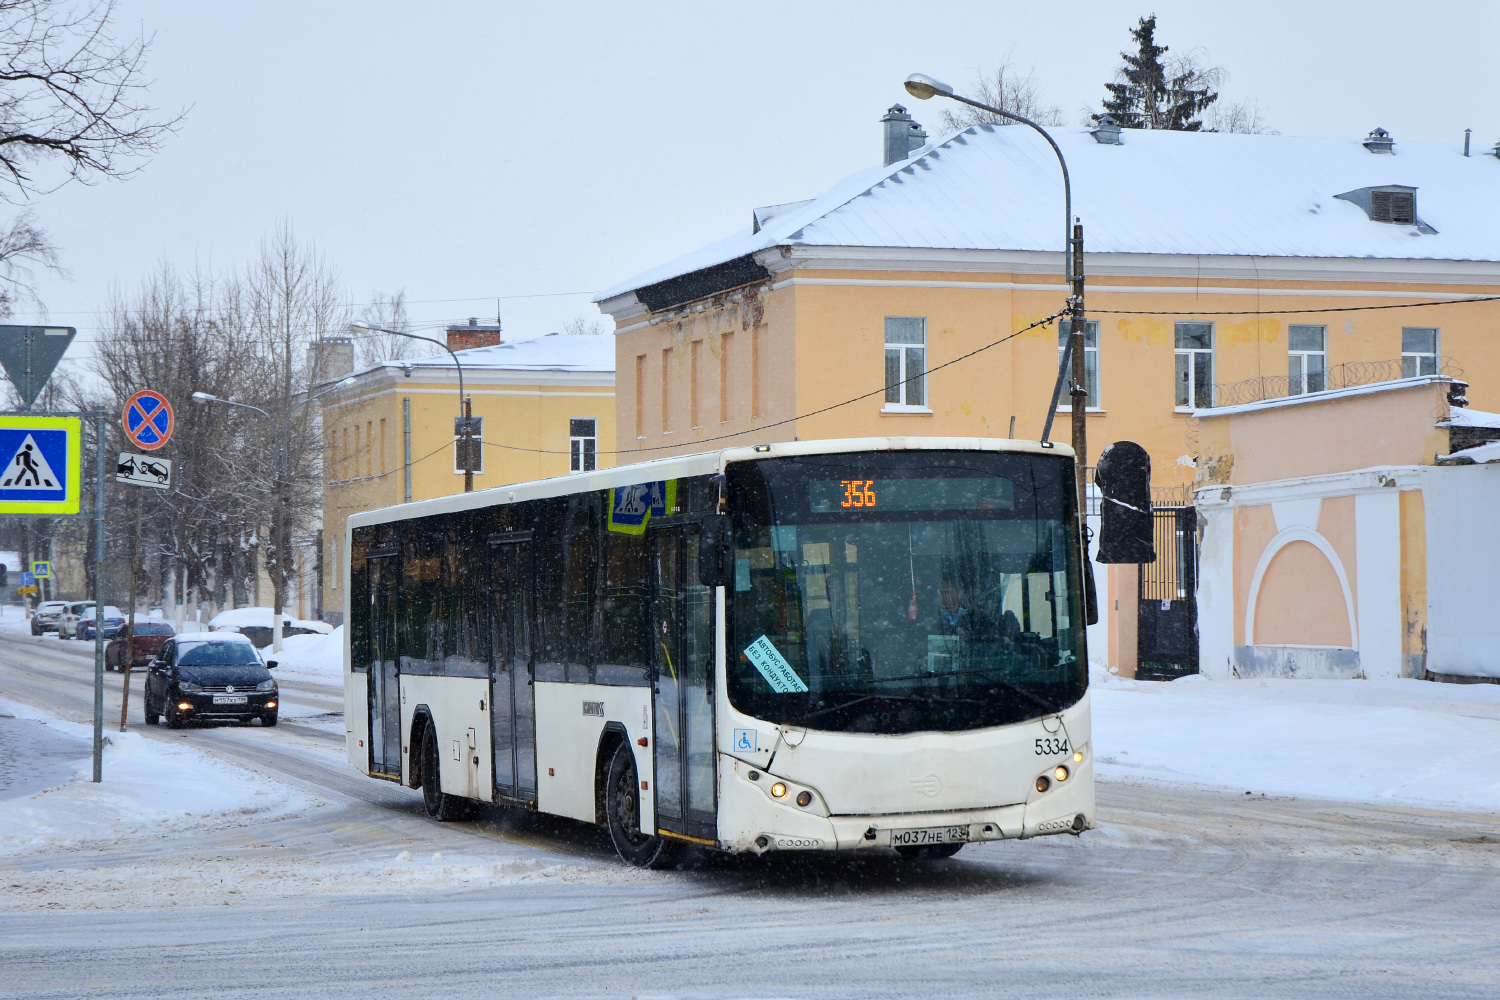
[122,390,174,451]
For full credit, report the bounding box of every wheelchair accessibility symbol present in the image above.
[733,728,759,753]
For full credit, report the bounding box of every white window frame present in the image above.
[453,416,483,475]
[569,417,597,473]
[1174,322,1214,411]
[1287,324,1327,396]
[1401,327,1439,378]
[1056,320,1101,410]
[883,317,929,412]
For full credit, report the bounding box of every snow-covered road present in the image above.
[1,630,1498,998]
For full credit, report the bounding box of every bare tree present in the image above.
[1204,97,1278,135]
[560,315,609,337]
[353,290,432,366]
[240,225,346,650]
[936,62,1066,131]
[0,0,181,308]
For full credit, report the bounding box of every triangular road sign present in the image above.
[1,433,61,489]
[0,326,77,408]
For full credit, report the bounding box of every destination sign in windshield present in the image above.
[808,477,1013,513]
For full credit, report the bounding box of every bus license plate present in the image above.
[891,826,969,847]
[213,695,248,705]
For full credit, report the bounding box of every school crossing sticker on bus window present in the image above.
[743,635,809,694]
[607,479,677,535]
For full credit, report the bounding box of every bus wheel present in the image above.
[420,724,470,822]
[895,842,964,860]
[604,742,675,869]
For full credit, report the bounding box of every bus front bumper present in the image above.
[718,754,1096,854]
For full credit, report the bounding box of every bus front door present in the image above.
[651,524,717,843]
[367,553,401,778]
[489,536,537,805]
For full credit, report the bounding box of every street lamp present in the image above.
[904,73,1089,502]
[348,320,477,494]
[192,377,354,653]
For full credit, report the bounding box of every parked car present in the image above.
[56,601,97,639]
[63,602,125,641]
[30,600,69,635]
[104,621,176,671]
[226,623,323,649]
[143,632,278,728]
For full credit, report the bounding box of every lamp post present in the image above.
[193,376,354,653]
[904,73,1089,514]
[349,321,476,493]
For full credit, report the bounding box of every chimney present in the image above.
[1363,127,1394,153]
[446,316,502,351]
[1090,115,1123,145]
[307,336,354,383]
[881,104,928,166]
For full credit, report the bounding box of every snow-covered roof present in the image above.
[362,333,614,377]
[600,125,1500,303]
[1440,407,1500,430]
[1438,440,1500,465]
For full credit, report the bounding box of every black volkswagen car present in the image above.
[143,633,279,728]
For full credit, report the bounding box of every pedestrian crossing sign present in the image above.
[0,416,81,514]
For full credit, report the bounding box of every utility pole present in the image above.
[119,488,141,732]
[1069,221,1088,516]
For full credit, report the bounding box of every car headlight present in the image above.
[177,681,203,693]
[255,679,275,693]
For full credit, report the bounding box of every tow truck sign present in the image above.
[116,452,172,490]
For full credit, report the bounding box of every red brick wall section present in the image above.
[447,329,501,351]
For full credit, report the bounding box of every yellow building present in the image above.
[595,116,1500,674]
[596,120,1500,485]
[318,328,614,625]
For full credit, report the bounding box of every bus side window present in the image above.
[596,529,651,686]
[532,497,569,683]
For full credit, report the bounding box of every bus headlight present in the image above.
[1035,775,1050,793]
[1073,750,1083,764]
[796,790,813,808]
[770,782,787,798]
[1054,765,1070,782]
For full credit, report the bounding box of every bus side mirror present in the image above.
[698,514,734,587]
[1095,441,1156,564]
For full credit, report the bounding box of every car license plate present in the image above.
[212,695,248,705]
[891,826,969,847]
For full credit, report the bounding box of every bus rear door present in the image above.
[489,534,538,805]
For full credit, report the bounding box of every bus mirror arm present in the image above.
[699,514,734,588]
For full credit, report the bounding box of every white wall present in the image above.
[1354,491,1403,679]
[1194,489,1235,679]
[1422,465,1500,679]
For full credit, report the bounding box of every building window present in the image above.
[570,418,597,473]
[690,339,702,428]
[1057,320,1100,409]
[379,418,387,475]
[719,331,731,423]
[660,348,671,433]
[1402,327,1438,377]
[1174,323,1214,409]
[453,416,483,475]
[884,317,927,409]
[1288,325,1327,395]
[750,328,762,417]
[634,354,645,439]
[330,536,340,592]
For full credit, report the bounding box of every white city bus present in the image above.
[343,437,1094,866]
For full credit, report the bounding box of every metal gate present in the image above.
[1137,506,1198,680]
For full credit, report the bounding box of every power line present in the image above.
[479,306,1072,458]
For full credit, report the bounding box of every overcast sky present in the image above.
[12,0,1500,365]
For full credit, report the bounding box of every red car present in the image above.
[104,621,176,672]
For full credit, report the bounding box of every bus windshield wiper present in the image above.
[786,690,990,723]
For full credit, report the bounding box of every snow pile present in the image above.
[1091,675,1500,813]
[0,699,313,857]
[268,624,344,683]
[208,606,332,633]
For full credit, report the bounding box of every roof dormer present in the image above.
[1333,184,1437,234]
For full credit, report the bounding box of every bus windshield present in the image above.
[727,450,1086,735]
